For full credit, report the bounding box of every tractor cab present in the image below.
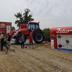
[28,21,40,31]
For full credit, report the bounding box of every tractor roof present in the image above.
[29,20,39,23]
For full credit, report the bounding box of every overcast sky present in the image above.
[0,0,72,29]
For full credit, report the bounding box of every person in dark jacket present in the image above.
[19,35,25,48]
[3,34,9,53]
[0,33,4,51]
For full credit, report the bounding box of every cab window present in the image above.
[28,22,39,31]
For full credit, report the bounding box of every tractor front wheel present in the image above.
[15,32,26,44]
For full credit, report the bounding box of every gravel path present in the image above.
[0,45,72,72]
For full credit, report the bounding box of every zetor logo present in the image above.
[57,28,72,33]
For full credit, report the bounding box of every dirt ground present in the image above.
[0,44,72,72]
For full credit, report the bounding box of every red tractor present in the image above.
[13,21,44,44]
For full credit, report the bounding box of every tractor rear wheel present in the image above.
[33,30,44,44]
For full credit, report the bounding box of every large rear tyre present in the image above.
[33,30,44,44]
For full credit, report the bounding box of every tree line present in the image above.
[42,28,50,42]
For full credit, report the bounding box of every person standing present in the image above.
[3,34,9,53]
[29,31,35,49]
[0,33,4,51]
[29,31,33,45]
[19,35,25,48]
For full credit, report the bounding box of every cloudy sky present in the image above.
[0,0,72,29]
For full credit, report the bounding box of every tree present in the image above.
[42,28,50,42]
[15,8,34,27]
